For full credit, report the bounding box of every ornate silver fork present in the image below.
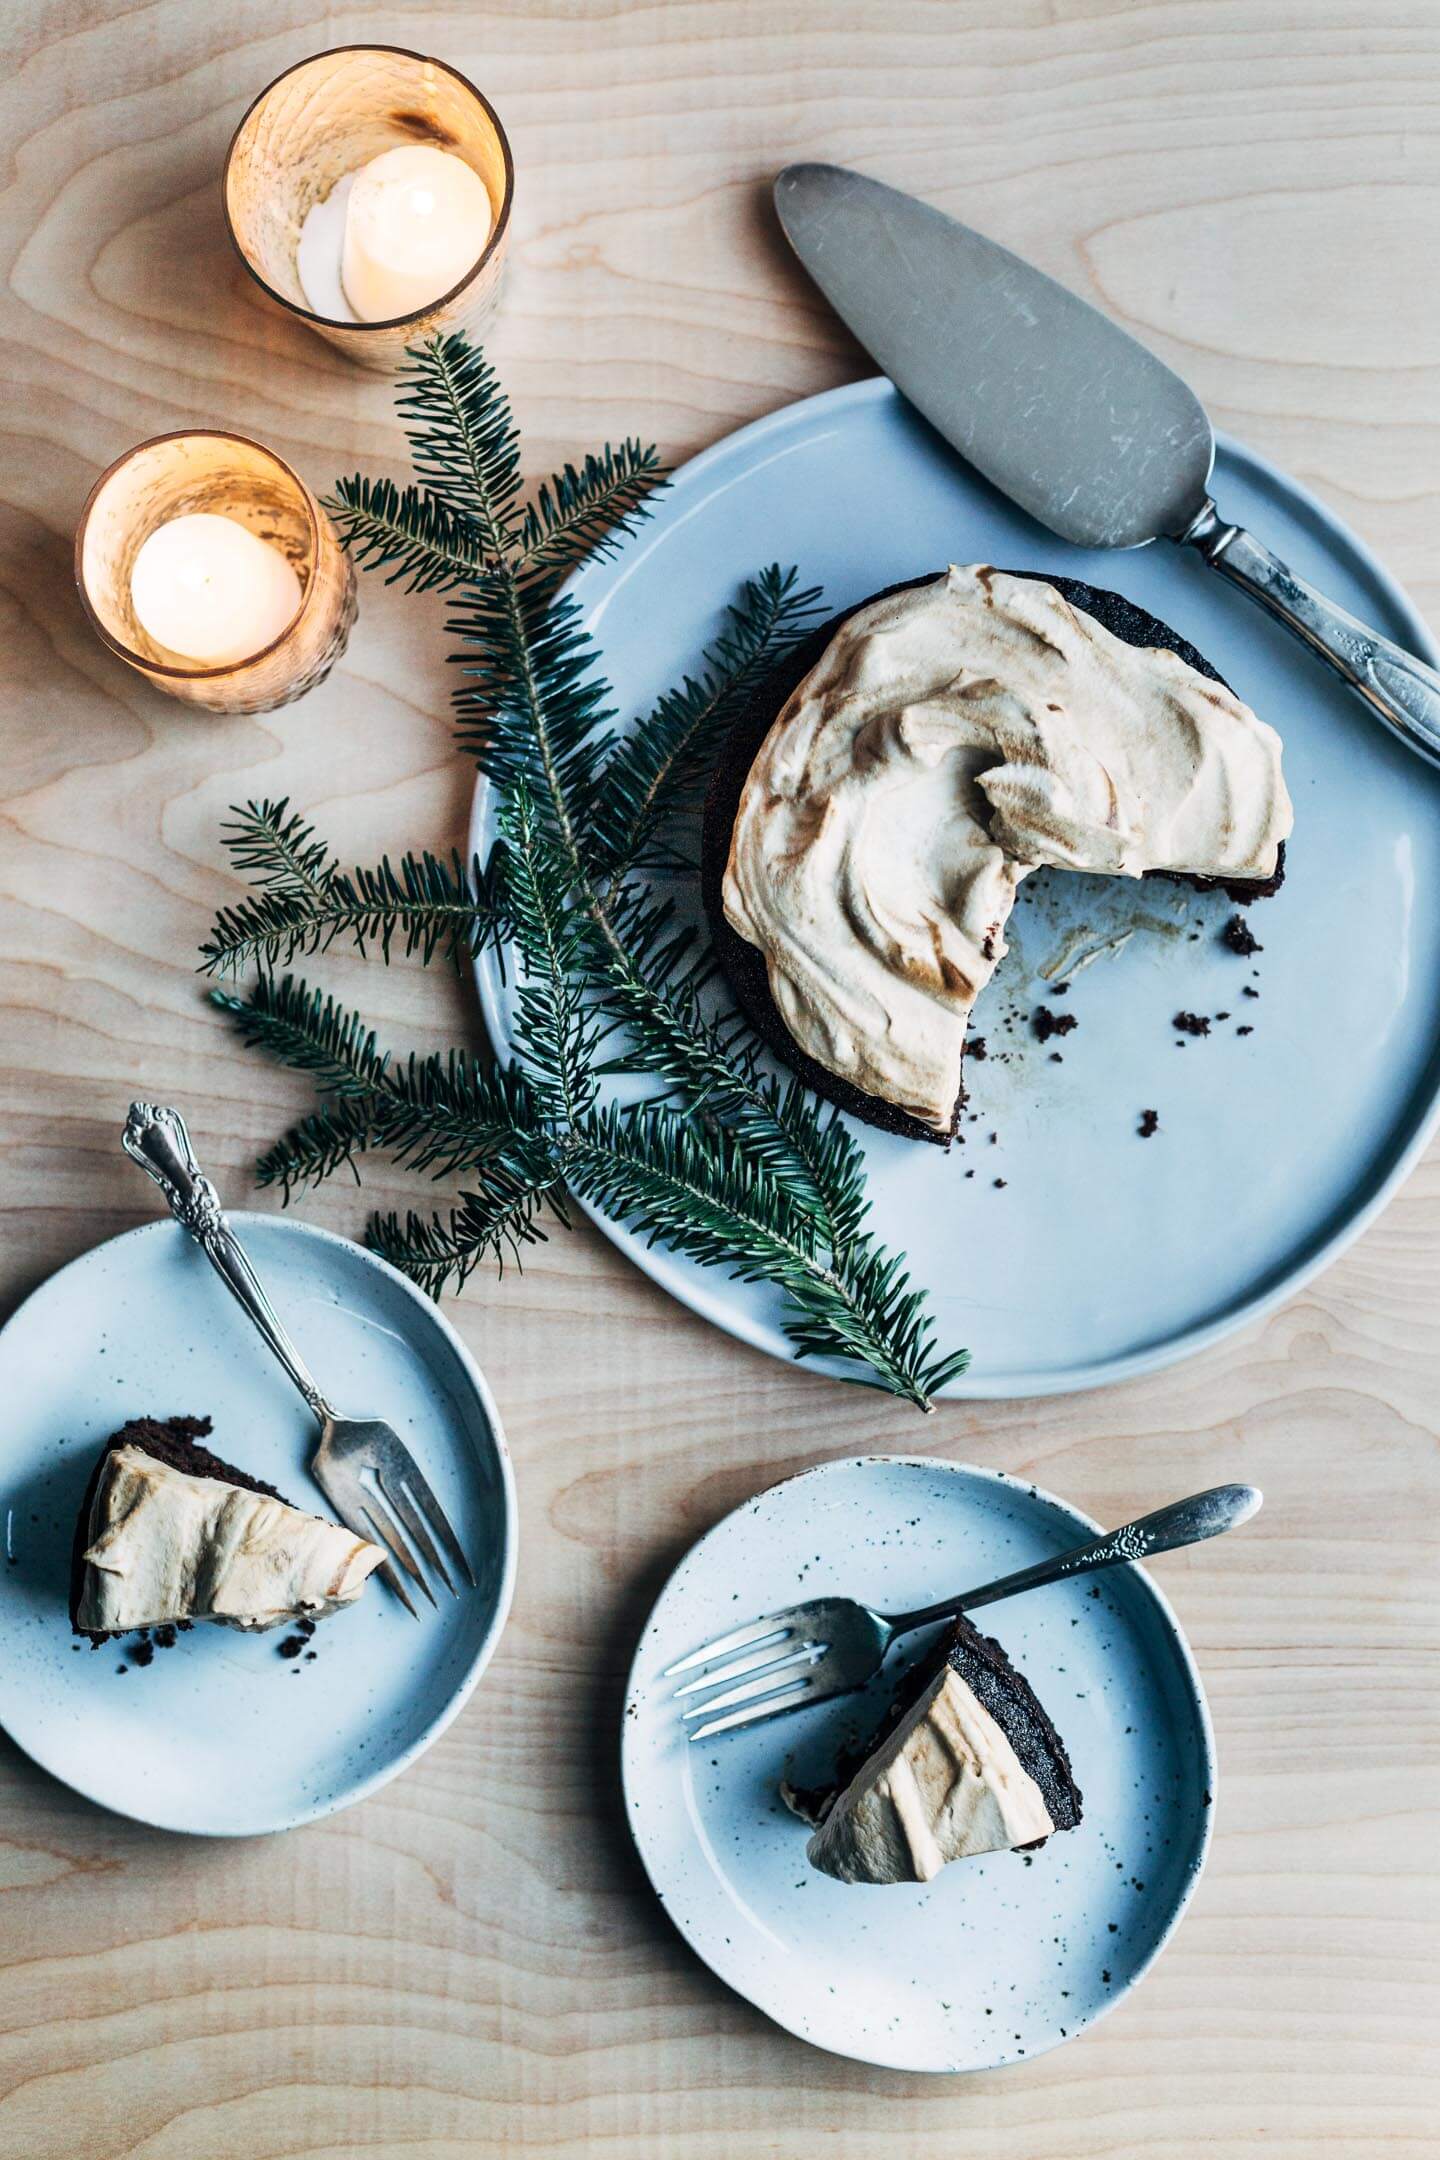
[122,1102,474,1614]
[666,1483,1261,1739]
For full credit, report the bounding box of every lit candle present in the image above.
[296,145,493,325]
[343,145,492,320]
[130,512,303,667]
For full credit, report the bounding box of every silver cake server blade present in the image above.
[775,162,1440,769]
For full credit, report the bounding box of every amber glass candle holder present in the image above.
[75,431,357,715]
[223,45,513,371]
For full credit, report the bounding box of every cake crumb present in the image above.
[1033,1006,1078,1044]
[1222,914,1263,957]
[1138,1109,1159,1139]
[1173,1011,1210,1037]
[968,1036,987,1061]
[1237,1024,1254,1036]
[993,1178,1007,1189]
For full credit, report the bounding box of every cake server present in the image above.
[666,1482,1260,1739]
[122,1102,474,1615]
[775,162,1440,769]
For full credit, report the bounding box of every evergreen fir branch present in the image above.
[324,475,492,593]
[569,1106,963,1408]
[203,800,506,974]
[211,977,389,1098]
[214,978,564,1207]
[495,780,601,1128]
[588,565,826,876]
[591,883,858,1244]
[379,1051,561,1187]
[368,1165,561,1293]
[209,332,972,1409]
[255,1095,377,1197]
[516,443,667,580]
[220,798,336,905]
[395,335,524,549]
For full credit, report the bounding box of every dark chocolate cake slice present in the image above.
[703,569,1287,1145]
[785,1613,1082,1886]
[71,1414,382,1638]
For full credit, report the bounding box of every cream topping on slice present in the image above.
[76,1444,384,1634]
[723,565,1293,1128]
[806,1661,1055,1885]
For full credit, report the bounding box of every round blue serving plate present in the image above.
[623,1456,1215,2072]
[474,376,1440,1397]
[0,1214,517,1836]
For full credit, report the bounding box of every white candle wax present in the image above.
[129,513,302,667]
[339,144,492,321]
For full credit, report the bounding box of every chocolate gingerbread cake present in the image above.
[783,1612,1083,1886]
[71,1414,383,1639]
[703,566,1291,1144]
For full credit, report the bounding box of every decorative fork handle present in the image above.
[122,1102,334,1427]
[1180,499,1440,769]
[884,1483,1262,1636]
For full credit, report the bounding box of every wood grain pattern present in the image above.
[2,2,1439,2153]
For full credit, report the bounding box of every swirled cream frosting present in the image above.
[805,1663,1055,1885]
[723,566,1293,1129]
[75,1444,384,1634]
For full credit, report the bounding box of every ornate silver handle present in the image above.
[885,1482,1262,1634]
[122,1102,333,1426]
[1179,499,1440,769]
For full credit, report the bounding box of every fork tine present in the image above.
[674,1636,822,1698]
[375,1466,455,1597]
[680,1650,820,1721]
[663,1618,791,1676]
[362,1503,437,1609]
[687,1684,815,1741]
[376,1557,419,1618]
[315,1457,433,1607]
[385,1453,474,1589]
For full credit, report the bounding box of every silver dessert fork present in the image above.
[666,1482,1261,1739]
[122,1101,474,1615]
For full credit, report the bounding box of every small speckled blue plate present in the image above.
[623,1456,1214,2071]
[0,1215,516,1836]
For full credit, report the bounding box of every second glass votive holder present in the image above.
[75,431,357,715]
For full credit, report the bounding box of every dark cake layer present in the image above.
[787,1613,1082,1847]
[701,570,1284,1145]
[69,1415,289,1637]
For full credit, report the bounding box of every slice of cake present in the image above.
[784,1614,1082,1885]
[70,1415,384,1639]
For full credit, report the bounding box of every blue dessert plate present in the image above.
[0,1215,516,1835]
[623,1455,1215,2072]
[473,377,1440,1397]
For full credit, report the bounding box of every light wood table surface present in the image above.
[2,3,1438,2154]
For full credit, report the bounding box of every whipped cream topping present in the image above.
[723,566,1293,1128]
[76,1444,384,1634]
[806,1663,1055,1885]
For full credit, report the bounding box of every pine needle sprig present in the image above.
[516,443,667,581]
[206,332,971,1407]
[324,476,492,594]
[568,1107,961,1409]
[588,565,825,877]
[201,801,507,975]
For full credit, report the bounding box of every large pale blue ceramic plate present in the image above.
[0,1215,517,1835]
[474,378,1440,1396]
[623,1456,1215,2072]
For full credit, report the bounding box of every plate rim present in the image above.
[619,1452,1217,2073]
[470,374,1440,1401]
[0,1210,519,1838]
